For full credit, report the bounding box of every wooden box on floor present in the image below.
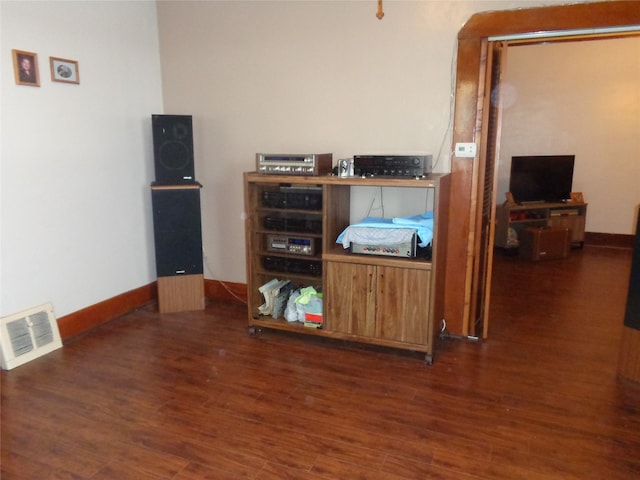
[157,274,204,313]
[519,226,571,261]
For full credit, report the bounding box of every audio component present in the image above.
[151,185,203,277]
[353,155,432,178]
[266,234,317,256]
[151,184,204,314]
[262,186,322,210]
[262,256,322,277]
[152,114,195,185]
[257,153,333,176]
[350,233,417,258]
[263,214,322,234]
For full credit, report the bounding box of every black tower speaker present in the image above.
[624,207,640,331]
[151,187,203,277]
[152,114,195,185]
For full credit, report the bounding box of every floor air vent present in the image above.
[1,302,62,370]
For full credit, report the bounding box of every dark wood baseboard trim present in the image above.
[58,283,157,340]
[204,279,247,305]
[58,279,248,340]
[584,232,634,249]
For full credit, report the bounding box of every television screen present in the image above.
[509,155,575,204]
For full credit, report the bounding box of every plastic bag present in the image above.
[284,289,304,322]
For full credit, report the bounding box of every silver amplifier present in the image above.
[257,153,333,176]
[266,234,317,256]
[350,234,417,258]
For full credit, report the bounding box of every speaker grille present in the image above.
[152,114,195,184]
[159,141,191,171]
[151,188,203,277]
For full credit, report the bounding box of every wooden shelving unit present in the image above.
[495,201,588,250]
[243,172,450,364]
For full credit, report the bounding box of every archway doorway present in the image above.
[445,1,640,338]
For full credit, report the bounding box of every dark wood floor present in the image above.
[2,246,640,479]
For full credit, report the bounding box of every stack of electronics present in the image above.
[254,152,435,261]
[255,152,433,179]
[260,184,323,277]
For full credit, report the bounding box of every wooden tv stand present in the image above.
[495,201,587,250]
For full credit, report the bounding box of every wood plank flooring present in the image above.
[2,246,640,479]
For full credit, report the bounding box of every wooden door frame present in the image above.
[444,1,640,336]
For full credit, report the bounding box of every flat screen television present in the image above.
[509,155,575,204]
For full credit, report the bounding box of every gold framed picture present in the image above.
[570,192,584,203]
[50,57,79,84]
[12,49,40,87]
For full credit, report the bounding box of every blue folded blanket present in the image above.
[336,212,434,248]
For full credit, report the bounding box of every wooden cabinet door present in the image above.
[326,262,432,347]
[375,266,431,346]
[325,261,376,337]
[548,213,586,244]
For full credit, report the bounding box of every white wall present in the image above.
[0,1,163,317]
[498,37,640,234]
[156,0,572,284]
[2,0,592,320]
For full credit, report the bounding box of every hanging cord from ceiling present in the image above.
[376,0,384,20]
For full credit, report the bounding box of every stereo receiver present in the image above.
[261,186,322,210]
[353,154,432,178]
[257,153,333,176]
[266,234,317,256]
[263,214,322,234]
[262,256,322,277]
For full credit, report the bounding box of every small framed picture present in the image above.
[50,57,79,84]
[570,192,584,203]
[12,49,40,87]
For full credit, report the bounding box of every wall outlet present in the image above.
[455,142,477,158]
